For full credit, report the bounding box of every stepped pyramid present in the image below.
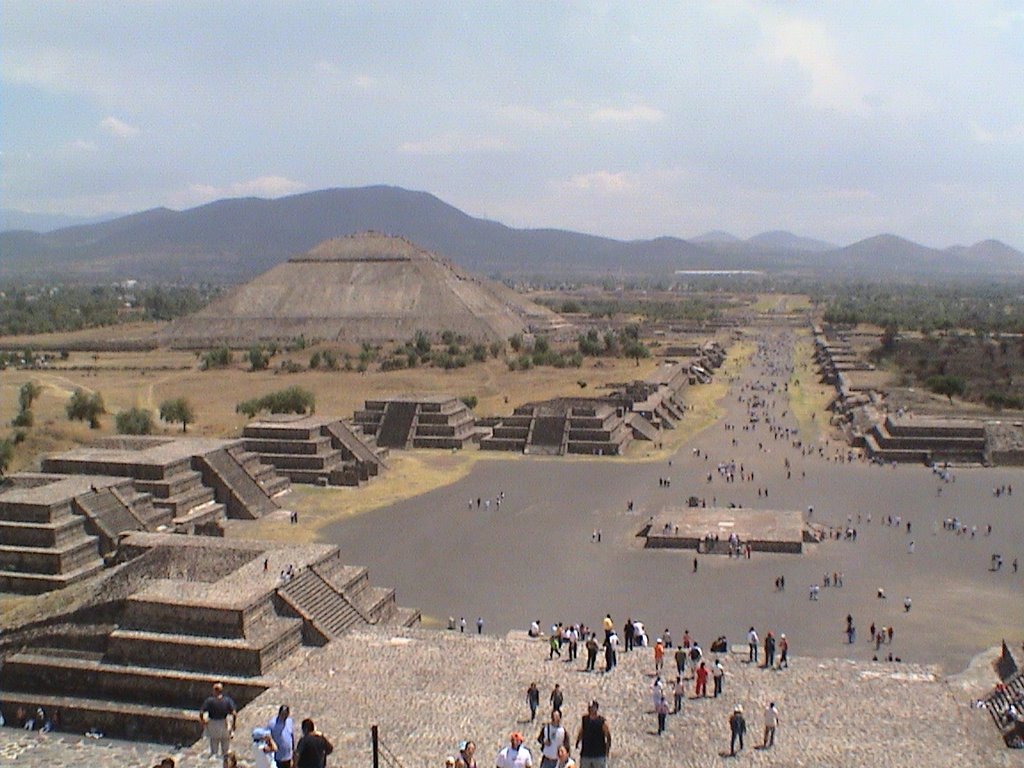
[159,232,565,346]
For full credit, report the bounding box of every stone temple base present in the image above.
[644,505,804,553]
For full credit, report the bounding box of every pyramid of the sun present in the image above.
[158,233,565,346]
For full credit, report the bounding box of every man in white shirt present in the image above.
[496,732,533,768]
[763,702,780,748]
[537,710,567,768]
[747,627,759,663]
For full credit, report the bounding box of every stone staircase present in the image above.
[0,477,112,593]
[376,401,419,448]
[278,568,366,639]
[73,488,145,553]
[199,448,279,520]
[242,417,384,487]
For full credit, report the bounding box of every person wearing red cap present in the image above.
[496,731,533,768]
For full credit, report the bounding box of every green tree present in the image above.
[159,397,196,433]
[236,386,315,418]
[116,407,154,435]
[18,381,42,413]
[925,374,966,403]
[66,389,105,429]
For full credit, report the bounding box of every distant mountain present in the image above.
[748,230,835,252]
[0,186,1021,282]
[0,209,120,233]
[691,230,743,244]
[945,240,1024,270]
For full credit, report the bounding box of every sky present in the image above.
[3,1,1024,248]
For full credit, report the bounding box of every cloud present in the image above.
[969,120,1024,145]
[181,175,308,204]
[495,104,572,130]
[100,116,139,138]
[398,132,510,155]
[562,170,635,194]
[758,14,870,116]
[589,104,664,124]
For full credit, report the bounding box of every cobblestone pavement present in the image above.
[2,630,1021,767]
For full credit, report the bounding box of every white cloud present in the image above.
[398,132,510,155]
[562,170,635,194]
[589,104,664,124]
[758,14,870,116]
[969,119,1024,145]
[495,104,572,130]
[100,116,139,138]
[179,176,308,205]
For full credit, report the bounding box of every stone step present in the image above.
[2,652,269,711]
[0,515,90,548]
[0,691,200,745]
[107,615,303,676]
[172,500,226,534]
[0,537,102,575]
[0,559,105,594]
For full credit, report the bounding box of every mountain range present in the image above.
[1,185,1021,282]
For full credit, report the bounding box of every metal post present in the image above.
[371,724,380,768]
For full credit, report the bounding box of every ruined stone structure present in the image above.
[243,415,388,486]
[0,474,166,594]
[863,413,987,464]
[0,532,419,744]
[157,232,567,347]
[480,399,633,456]
[644,506,805,554]
[479,352,720,456]
[41,437,289,529]
[353,395,476,449]
[0,437,292,594]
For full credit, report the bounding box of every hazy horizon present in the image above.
[4,2,1023,249]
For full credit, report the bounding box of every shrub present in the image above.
[461,395,478,410]
[116,407,154,435]
[200,347,232,370]
[236,386,315,418]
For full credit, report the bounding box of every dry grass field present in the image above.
[1,338,671,468]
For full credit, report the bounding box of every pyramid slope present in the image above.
[158,233,562,346]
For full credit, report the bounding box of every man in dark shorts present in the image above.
[295,718,333,768]
[199,682,237,757]
[574,700,611,768]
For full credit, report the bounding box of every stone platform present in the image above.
[644,506,804,553]
[5,626,1012,768]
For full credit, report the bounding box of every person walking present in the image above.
[712,658,725,697]
[199,682,237,758]
[267,705,295,768]
[653,638,665,672]
[527,683,541,722]
[747,627,759,664]
[496,732,533,768]
[295,719,333,768]
[537,710,568,768]
[455,740,478,768]
[762,702,779,748]
[674,645,687,677]
[695,661,709,697]
[585,634,599,672]
[655,693,669,735]
[778,634,789,669]
[672,676,685,714]
[549,683,564,715]
[575,701,611,768]
[764,632,776,668]
[729,706,747,756]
